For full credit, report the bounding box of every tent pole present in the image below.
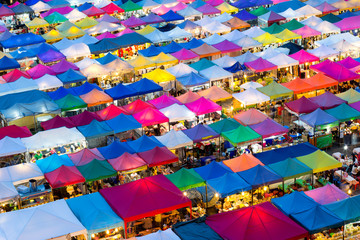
[282,180,285,194]
[124,222,128,239]
[168,121,171,131]
[251,189,254,206]
[261,137,263,152]
[205,184,208,213]
[218,136,221,160]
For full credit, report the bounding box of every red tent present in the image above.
[206,202,308,240]
[2,69,30,83]
[124,99,155,114]
[45,165,85,189]
[82,6,105,17]
[108,152,147,171]
[41,115,76,130]
[244,58,277,73]
[68,110,103,126]
[234,108,268,126]
[133,107,169,127]
[185,97,222,115]
[285,96,320,115]
[96,104,129,120]
[289,49,319,64]
[176,91,201,104]
[0,125,32,140]
[101,3,124,14]
[282,78,315,94]
[138,146,178,167]
[99,175,192,233]
[68,148,105,166]
[148,94,182,109]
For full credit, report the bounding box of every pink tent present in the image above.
[152,5,170,15]
[68,110,103,126]
[212,40,242,54]
[115,28,135,37]
[45,165,85,189]
[26,64,56,79]
[244,58,277,73]
[148,94,182,109]
[305,184,349,205]
[50,59,79,74]
[108,152,147,172]
[0,5,15,17]
[0,125,32,140]
[249,118,288,138]
[41,6,73,18]
[2,69,31,83]
[185,97,222,115]
[315,2,338,14]
[138,146,178,167]
[335,16,360,31]
[293,25,322,38]
[171,48,199,61]
[176,91,201,104]
[289,49,319,64]
[41,115,76,130]
[206,202,308,240]
[133,107,169,126]
[96,31,117,40]
[310,59,360,82]
[337,57,360,72]
[285,96,320,115]
[207,0,223,6]
[97,14,120,24]
[234,108,268,126]
[68,148,105,166]
[124,99,155,114]
[96,104,129,120]
[197,4,221,15]
[121,16,146,28]
[170,2,187,12]
[82,6,105,17]
[101,3,124,14]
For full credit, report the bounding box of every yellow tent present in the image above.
[74,17,99,29]
[60,26,86,39]
[253,32,282,46]
[136,25,156,35]
[274,29,301,42]
[143,68,176,83]
[25,17,49,29]
[149,52,178,66]
[127,55,156,70]
[42,29,65,42]
[216,2,239,14]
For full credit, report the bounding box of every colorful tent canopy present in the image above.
[209,118,240,134]
[223,154,264,172]
[106,114,141,134]
[289,49,319,64]
[77,119,113,139]
[244,57,277,72]
[257,81,293,99]
[159,103,196,123]
[148,95,182,109]
[272,191,319,216]
[138,146,178,167]
[285,96,320,115]
[309,92,346,110]
[303,73,338,91]
[133,107,169,127]
[127,135,164,153]
[208,173,251,198]
[142,69,176,84]
[68,148,105,166]
[98,141,135,159]
[300,108,339,129]
[77,159,116,182]
[336,88,360,104]
[177,72,209,87]
[79,89,113,107]
[45,165,85,188]
[36,153,74,174]
[0,136,26,157]
[305,184,349,205]
[324,195,360,223]
[233,87,270,106]
[221,122,262,145]
[173,216,222,240]
[250,118,288,138]
[268,157,312,180]
[0,125,32,140]
[282,78,315,94]
[325,103,360,122]
[176,90,201,103]
[194,161,232,180]
[233,108,268,126]
[296,150,342,173]
[183,123,220,143]
[68,110,102,126]
[166,168,205,191]
[185,97,222,115]
[310,60,360,83]
[155,129,193,149]
[108,152,147,172]
[41,115,76,130]
[238,164,282,187]
[55,94,87,111]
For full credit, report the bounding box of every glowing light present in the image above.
[183,192,187,196]
[241,192,244,196]
[91,234,95,238]
[215,193,219,198]
[344,145,348,150]
[263,186,268,191]
[106,230,110,234]
[348,189,352,195]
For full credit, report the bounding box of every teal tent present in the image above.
[324,195,360,223]
[77,120,113,139]
[209,118,240,134]
[325,103,360,122]
[267,158,312,180]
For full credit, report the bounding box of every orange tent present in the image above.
[197,86,232,102]
[282,78,315,94]
[223,17,250,30]
[176,90,201,104]
[223,154,264,172]
[80,89,113,107]
[190,43,221,58]
[302,73,338,90]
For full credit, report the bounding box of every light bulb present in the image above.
[183,192,187,196]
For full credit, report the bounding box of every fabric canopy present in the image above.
[233,87,270,106]
[299,108,339,129]
[77,159,117,182]
[36,153,74,174]
[160,103,196,122]
[324,195,360,223]
[77,120,113,139]
[233,108,268,126]
[238,164,282,188]
[285,96,320,115]
[221,125,261,146]
[155,129,193,149]
[194,161,232,180]
[272,191,319,216]
[223,154,264,172]
[148,95,182,109]
[336,88,360,104]
[305,184,349,205]
[250,118,288,138]
[138,146,178,167]
[282,78,315,94]
[185,97,221,115]
[208,173,251,198]
[309,91,346,110]
[166,168,205,191]
[127,135,164,153]
[98,141,135,159]
[45,165,85,188]
[197,86,232,102]
[177,72,209,87]
[296,150,342,173]
[68,148,105,166]
[0,125,32,140]
[133,107,169,127]
[209,118,240,134]
[325,103,360,122]
[257,81,293,99]
[108,152,147,172]
[244,57,277,72]
[106,114,141,134]
[183,123,220,143]
[176,90,201,103]
[310,60,360,82]
[268,157,312,180]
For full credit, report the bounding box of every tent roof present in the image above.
[244,57,277,72]
[268,157,312,180]
[148,94,182,109]
[233,108,268,126]
[68,110,102,126]
[324,195,360,223]
[0,181,18,202]
[309,91,346,110]
[167,63,197,78]
[96,104,129,120]
[336,88,360,104]
[176,90,201,103]
[41,114,76,130]
[179,38,204,50]
[183,123,220,143]
[208,172,251,198]
[223,154,264,172]
[2,69,30,83]
[119,0,142,12]
[282,78,315,94]
[0,125,32,139]
[253,32,282,46]
[300,108,338,128]
[77,159,117,182]
[302,73,338,91]
[128,135,164,153]
[285,96,320,115]
[189,58,215,71]
[138,146,178,167]
[80,89,113,107]
[68,148,105,166]
[185,96,222,115]
[191,43,221,58]
[0,136,26,157]
[159,102,196,122]
[45,165,85,188]
[296,150,342,173]
[105,113,141,134]
[233,87,270,106]
[128,78,162,96]
[156,129,193,149]
[171,48,199,61]
[108,152,147,172]
[325,102,360,122]
[307,45,338,59]
[98,141,135,159]
[238,164,282,187]
[166,168,205,191]
[194,161,232,180]
[257,81,293,99]
[310,59,360,82]
[209,118,240,134]
[305,184,349,205]
[36,153,74,174]
[289,49,319,64]
[249,118,288,138]
[272,191,319,216]
[124,99,155,114]
[77,119,113,139]
[221,125,261,145]
[173,216,222,240]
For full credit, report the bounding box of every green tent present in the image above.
[166,168,206,191]
[296,150,342,173]
[320,13,342,23]
[257,81,293,99]
[119,0,142,12]
[209,118,240,134]
[336,88,360,104]
[268,158,312,180]
[44,12,68,24]
[55,94,87,111]
[221,125,261,146]
[250,6,269,17]
[325,103,360,122]
[189,58,215,71]
[74,17,98,29]
[262,23,284,34]
[281,19,304,31]
[56,20,77,32]
[77,159,117,182]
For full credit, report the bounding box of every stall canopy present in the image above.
[127,135,164,153]
[296,150,342,173]
[325,103,360,122]
[148,95,182,109]
[41,115,75,130]
[300,108,338,129]
[324,195,360,223]
[0,137,26,157]
[108,152,147,172]
[233,88,270,106]
[238,164,282,188]
[99,175,191,223]
[206,202,308,240]
[98,141,135,159]
[221,125,261,146]
[336,88,360,104]
[257,81,293,99]
[77,159,117,182]
[68,110,102,126]
[289,49,319,64]
[308,92,345,110]
[268,157,312,180]
[194,161,232,180]
[305,184,349,205]
[36,153,74,173]
[177,72,209,87]
[155,127,191,149]
[183,123,220,143]
[185,97,222,115]
[2,69,30,83]
[106,114,141,134]
[285,96,320,115]
[272,191,319,216]
[310,60,360,82]
[45,165,85,188]
[197,86,232,102]
[68,148,105,166]
[173,216,222,240]
[223,154,264,172]
[176,90,201,103]
[133,107,169,127]
[167,63,197,78]
[159,103,196,122]
[77,120,113,139]
[209,118,240,134]
[0,125,32,139]
[189,58,215,71]
[208,173,251,198]
[303,73,338,91]
[281,78,315,94]
[233,108,268,126]
[138,146,178,167]
[0,181,18,203]
[80,89,113,107]
[166,168,205,191]
[0,56,20,71]
[244,57,277,72]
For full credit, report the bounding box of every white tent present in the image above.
[35,74,63,90]
[267,53,299,68]
[312,21,340,34]
[144,29,172,43]
[254,47,284,59]
[167,27,192,40]
[233,87,270,106]
[243,26,266,38]
[94,0,112,8]
[202,22,231,34]
[0,78,38,97]
[195,16,217,27]
[279,8,302,20]
[53,37,73,50]
[30,1,51,12]
[307,45,338,59]
[156,129,193,149]
[81,63,111,78]
[65,9,87,22]
[213,12,233,23]
[104,58,133,74]
[315,33,360,47]
[137,229,181,240]
[213,55,237,68]
[300,16,323,28]
[60,43,91,59]
[199,65,233,81]
[222,30,245,42]
[0,199,86,240]
[159,103,196,123]
[232,36,262,49]
[0,137,26,157]
[75,57,99,69]
[177,6,202,18]
[0,182,18,203]
[0,163,43,185]
[167,63,197,78]
[21,127,86,152]
[295,5,321,18]
[203,33,226,45]
[86,21,123,35]
[329,39,360,54]
[240,81,262,89]
[234,51,259,64]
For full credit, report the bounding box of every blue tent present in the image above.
[96,53,119,65]
[177,20,200,31]
[127,135,164,153]
[271,191,319,216]
[138,45,162,57]
[25,0,39,5]
[77,2,93,11]
[324,195,360,223]
[77,120,113,139]
[0,33,45,49]
[27,43,56,55]
[291,205,344,234]
[224,62,246,73]
[237,165,282,188]
[157,23,176,32]
[47,0,70,7]
[12,4,34,14]
[338,11,360,19]
[57,69,87,84]
[112,32,151,48]
[158,41,183,54]
[128,78,162,95]
[104,83,136,100]
[70,82,102,96]
[98,140,135,159]
[173,216,222,240]
[48,87,72,100]
[232,0,256,9]
[36,153,74,174]
[0,90,52,109]
[105,114,141,134]
[177,72,209,87]
[267,158,312,180]
[182,123,219,143]
[10,47,37,60]
[268,0,305,12]
[0,56,20,71]
[37,48,65,63]
[89,39,121,55]
[207,173,251,198]
[255,142,318,165]
[161,10,184,22]
[299,108,339,129]
[189,0,206,8]
[0,31,13,42]
[233,10,257,21]
[179,38,204,50]
[66,192,124,239]
[194,161,232,180]
[281,42,303,55]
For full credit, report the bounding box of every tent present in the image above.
[127,135,164,153]
[179,38,204,50]
[137,229,180,240]
[124,99,155,114]
[310,60,360,82]
[141,13,164,24]
[77,120,113,139]
[212,55,237,68]
[104,83,136,100]
[51,60,79,74]
[221,125,261,146]
[108,152,147,172]
[128,78,162,96]
[338,57,360,72]
[233,108,268,126]
[121,16,145,28]
[0,33,45,49]
[44,11,68,24]
[25,17,49,29]
[42,29,65,42]
[223,154,264,172]
[166,168,205,191]
[194,161,232,180]
[68,110,102,126]
[257,81,293,99]
[41,115,76,131]
[98,141,135,159]
[45,165,85,188]
[206,202,308,240]
[158,41,183,54]
[234,51,259,65]
[68,148,105,166]
[36,153,74,174]
[185,97,222,115]
[196,3,221,15]
[244,57,277,72]
[191,43,221,58]
[149,52,178,66]
[176,90,201,103]
[77,159,117,181]
[307,45,338,59]
[309,91,345,110]
[132,108,169,126]
[336,88,360,104]
[35,74,63,90]
[60,43,91,59]
[237,164,282,187]
[296,150,342,173]
[289,49,319,64]
[183,123,220,143]
[233,87,270,106]
[0,136,26,157]
[305,184,349,205]
[160,103,196,122]
[285,96,320,115]
[282,78,315,94]
[156,129,193,149]
[65,9,87,22]
[139,45,162,57]
[324,195,360,223]
[272,191,319,216]
[199,65,232,83]
[249,118,288,138]
[281,42,303,55]
[273,29,301,42]
[0,56,20,71]
[302,73,338,91]
[171,48,199,61]
[167,63,197,78]
[26,63,56,79]
[321,12,341,23]
[79,89,113,107]
[267,53,299,68]
[233,9,257,21]
[0,163,43,185]
[0,125,32,139]
[106,114,141,134]
[223,17,250,30]
[57,69,86,84]
[207,173,251,198]
[119,0,142,12]
[203,34,226,46]
[189,59,215,71]
[101,2,124,14]
[299,108,339,129]
[96,104,128,120]
[281,19,304,31]
[209,118,240,134]
[55,94,87,111]
[2,69,30,83]
[138,146,178,167]
[325,103,360,122]
[0,181,18,203]
[268,157,312,180]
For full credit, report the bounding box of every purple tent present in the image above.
[309,92,346,110]
[244,58,277,73]
[37,48,65,63]
[26,64,56,79]
[50,59,80,74]
[337,57,360,72]
[40,6,73,18]
[259,11,285,25]
[305,184,349,205]
[212,40,242,54]
[250,118,288,138]
[285,96,320,115]
[141,13,165,24]
[0,6,15,17]
[196,4,221,15]
[148,95,182,109]
[121,16,146,28]
[350,101,360,112]
[182,124,220,143]
[97,14,120,24]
